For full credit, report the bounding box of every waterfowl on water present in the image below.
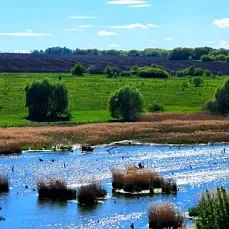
[39,158,43,162]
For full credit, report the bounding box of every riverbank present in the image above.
[1,114,229,151]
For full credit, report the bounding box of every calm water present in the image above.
[1,144,229,229]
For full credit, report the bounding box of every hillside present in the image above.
[1,54,229,74]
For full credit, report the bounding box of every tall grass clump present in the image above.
[0,143,22,155]
[111,165,177,194]
[77,182,107,205]
[195,187,229,229]
[37,178,76,200]
[0,174,9,193]
[148,203,184,229]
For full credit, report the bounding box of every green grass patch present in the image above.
[0,73,227,127]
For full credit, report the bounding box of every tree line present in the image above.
[30,46,229,61]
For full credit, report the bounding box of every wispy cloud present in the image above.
[78,25,92,28]
[107,0,146,5]
[220,40,229,48]
[165,37,174,41]
[112,23,155,29]
[69,16,97,19]
[0,32,52,37]
[65,29,83,31]
[98,30,117,36]
[147,23,159,28]
[213,18,229,28]
[128,3,151,7]
[109,44,120,48]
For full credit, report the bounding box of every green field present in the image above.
[0,73,227,127]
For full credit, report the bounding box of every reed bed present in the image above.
[0,174,9,193]
[1,116,229,150]
[111,166,177,194]
[37,178,76,200]
[148,203,184,229]
[77,182,107,205]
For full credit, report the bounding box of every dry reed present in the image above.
[148,203,184,229]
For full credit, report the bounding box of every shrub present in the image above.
[226,56,229,62]
[25,79,70,121]
[201,55,215,62]
[148,104,164,112]
[176,70,185,77]
[108,85,144,121]
[138,68,169,78]
[196,187,229,229]
[0,174,9,193]
[37,178,76,200]
[104,65,119,78]
[217,71,222,76]
[204,69,212,77]
[120,71,132,77]
[130,65,139,75]
[71,63,84,76]
[192,77,204,87]
[86,65,103,74]
[204,99,219,114]
[148,203,183,229]
[0,144,22,155]
[216,54,227,61]
[188,207,199,217]
[150,64,164,70]
[77,182,107,205]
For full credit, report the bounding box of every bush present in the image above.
[77,182,107,205]
[201,55,215,62]
[0,174,9,193]
[150,64,164,70]
[37,178,76,200]
[192,77,204,87]
[25,79,70,121]
[71,63,84,76]
[216,54,227,61]
[226,56,229,62]
[104,65,119,78]
[217,71,222,76]
[86,65,103,74]
[188,207,198,217]
[204,69,212,77]
[108,85,144,121]
[138,68,169,78]
[120,71,132,77]
[204,99,219,114]
[176,70,185,77]
[148,104,164,112]
[130,65,139,75]
[148,203,183,229]
[196,187,229,229]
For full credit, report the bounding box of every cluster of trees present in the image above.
[175,66,213,77]
[31,46,229,61]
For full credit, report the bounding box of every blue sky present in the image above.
[1,0,229,52]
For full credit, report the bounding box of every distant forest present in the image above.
[30,46,229,61]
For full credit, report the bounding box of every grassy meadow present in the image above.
[0,72,227,127]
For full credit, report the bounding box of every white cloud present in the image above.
[220,40,229,48]
[128,3,150,7]
[107,0,146,5]
[109,44,120,48]
[69,16,97,19]
[78,25,92,28]
[213,18,229,28]
[112,23,148,29]
[98,30,117,36]
[25,29,33,33]
[65,29,83,31]
[165,37,174,41]
[147,23,159,28]
[0,32,52,37]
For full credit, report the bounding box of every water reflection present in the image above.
[37,198,68,208]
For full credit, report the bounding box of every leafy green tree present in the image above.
[25,79,69,121]
[169,47,193,60]
[108,85,144,121]
[71,63,85,76]
[138,67,169,78]
[201,55,215,62]
[104,65,114,78]
[192,77,204,87]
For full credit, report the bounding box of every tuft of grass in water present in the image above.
[0,143,22,155]
[77,182,107,205]
[0,174,9,193]
[37,178,76,200]
[148,203,184,229]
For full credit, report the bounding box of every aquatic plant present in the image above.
[195,186,229,229]
[162,179,178,194]
[148,203,184,229]
[37,178,76,200]
[0,143,22,155]
[0,174,9,193]
[77,182,107,205]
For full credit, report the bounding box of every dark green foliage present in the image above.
[138,67,169,78]
[217,71,222,76]
[226,56,229,62]
[0,174,9,193]
[201,55,215,62]
[189,207,199,217]
[71,63,85,76]
[192,77,204,87]
[204,99,219,114]
[25,79,69,121]
[196,187,229,229]
[120,71,132,77]
[216,54,227,62]
[104,65,119,78]
[192,47,213,60]
[148,104,164,112]
[204,69,212,77]
[150,64,165,70]
[130,65,139,75]
[86,65,103,74]
[176,70,185,77]
[108,85,144,121]
[169,47,193,60]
